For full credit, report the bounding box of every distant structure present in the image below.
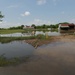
[58,23,75,33]
[23,25,34,29]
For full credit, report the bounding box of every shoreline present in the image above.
[25,35,75,48]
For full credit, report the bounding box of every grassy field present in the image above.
[0,29,25,34]
[0,36,36,43]
[0,29,58,34]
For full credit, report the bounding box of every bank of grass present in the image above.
[0,29,58,34]
[0,36,36,43]
[0,29,25,34]
[0,34,52,47]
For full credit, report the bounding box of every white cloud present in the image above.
[26,19,54,25]
[21,11,30,16]
[0,19,55,28]
[37,0,47,5]
[0,21,21,28]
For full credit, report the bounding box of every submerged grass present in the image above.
[0,36,36,43]
[0,55,30,67]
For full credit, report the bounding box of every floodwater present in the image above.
[0,41,75,75]
[0,31,60,37]
[0,41,35,59]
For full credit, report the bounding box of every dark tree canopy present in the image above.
[0,11,4,21]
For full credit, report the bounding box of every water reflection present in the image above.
[0,42,75,75]
[33,42,75,75]
[0,41,35,59]
[0,31,60,37]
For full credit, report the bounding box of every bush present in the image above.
[36,34,45,39]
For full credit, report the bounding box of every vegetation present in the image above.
[36,34,46,40]
[0,29,25,34]
[0,55,30,66]
[8,25,24,30]
[31,24,59,29]
[0,23,59,31]
[0,11,4,21]
[0,36,36,43]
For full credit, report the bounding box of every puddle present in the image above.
[0,41,75,75]
[0,41,35,59]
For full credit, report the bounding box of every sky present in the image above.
[0,0,75,28]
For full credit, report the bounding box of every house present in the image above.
[58,23,75,33]
[23,25,34,29]
[59,23,69,30]
[68,23,75,29]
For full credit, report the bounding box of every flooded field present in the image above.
[0,41,75,75]
[0,31,60,37]
[0,41,35,59]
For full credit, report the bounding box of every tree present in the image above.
[31,24,36,29]
[59,22,69,24]
[21,25,24,29]
[42,24,46,28]
[31,24,35,27]
[0,11,4,21]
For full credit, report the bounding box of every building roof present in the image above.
[60,24,69,28]
[68,24,75,26]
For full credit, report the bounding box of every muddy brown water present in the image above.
[0,41,75,75]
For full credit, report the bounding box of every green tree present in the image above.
[0,11,4,21]
[59,22,69,24]
[21,25,24,29]
[42,24,46,28]
[31,24,36,29]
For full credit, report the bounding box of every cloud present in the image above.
[7,5,19,8]
[0,19,55,28]
[37,0,47,5]
[0,21,21,28]
[26,19,54,25]
[21,11,30,16]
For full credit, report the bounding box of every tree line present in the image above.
[0,11,71,30]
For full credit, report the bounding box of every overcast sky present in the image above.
[0,0,75,28]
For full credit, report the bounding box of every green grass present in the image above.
[0,33,52,43]
[0,36,36,43]
[0,29,58,34]
[0,29,25,34]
